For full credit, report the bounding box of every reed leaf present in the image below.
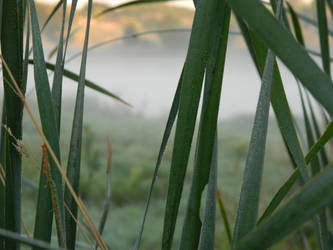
[0,0,24,249]
[28,0,66,246]
[161,0,224,247]
[64,0,92,248]
[180,1,231,248]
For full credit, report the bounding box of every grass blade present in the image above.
[232,33,276,246]
[40,1,63,33]
[28,60,130,106]
[28,0,66,247]
[180,1,231,248]
[161,0,224,247]
[198,137,218,250]
[0,0,24,248]
[236,163,333,250]
[64,0,93,248]
[316,0,331,75]
[226,0,333,116]
[134,71,182,249]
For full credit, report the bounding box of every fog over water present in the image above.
[20,40,321,120]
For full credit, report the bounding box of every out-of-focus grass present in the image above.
[18,98,298,249]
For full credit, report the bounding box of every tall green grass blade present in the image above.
[198,137,217,250]
[51,0,67,130]
[1,0,25,248]
[64,0,92,248]
[180,2,231,248]
[232,34,277,247]
[316,0,331,75]
[28,0,66,247]
[161,0,223,247]
[226,0,333,116]
[216,188,232,246]
[135,71,182,249]
[28,60,130,106]
[247,26,310,181]
[0,229,65,250]
[235,163,333,250]
[0,128,7,250]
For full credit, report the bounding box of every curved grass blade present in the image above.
[28,0,66,247]
[134,71,182,249]
[161,0,225,247]
[198,137,217,250]
[235,163,333,250]
[0,228,65,250]
[287,2,305,46]
[28,60,130,106]
[63,0,78,61]
[226,0,333,116]
[1,0,25,248]
[180,2,231,248]
[316,0,330,75]
[64,0,93,248]
[95,0,179,18]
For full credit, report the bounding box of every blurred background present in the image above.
[17,0,332,249]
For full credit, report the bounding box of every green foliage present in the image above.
[1,0,333,249]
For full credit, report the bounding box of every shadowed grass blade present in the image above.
[180,1,231,248]
[316,0,330,75]
[226,0,333,116]
[236,163,333,250]
[28,0,66,247]
[198,137,217,250]
[64,0,93,248]
[40,1,62,32]
[0,0,24,249]
[161,0,224,247]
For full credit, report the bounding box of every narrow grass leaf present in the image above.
[135,71,182,249]
[40,1,63,32]
[180,2,231,248]
[198,137,218,250]
[64,0,93,248]
[316,0,330,75]
[0,0,24,248]
[95,0,178,18]
[28,0,66,247]
[235,163,333,250]
[232,40,276,246]
[226,0,333,116]
[28,60,130,106]
[161,0,223,247]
